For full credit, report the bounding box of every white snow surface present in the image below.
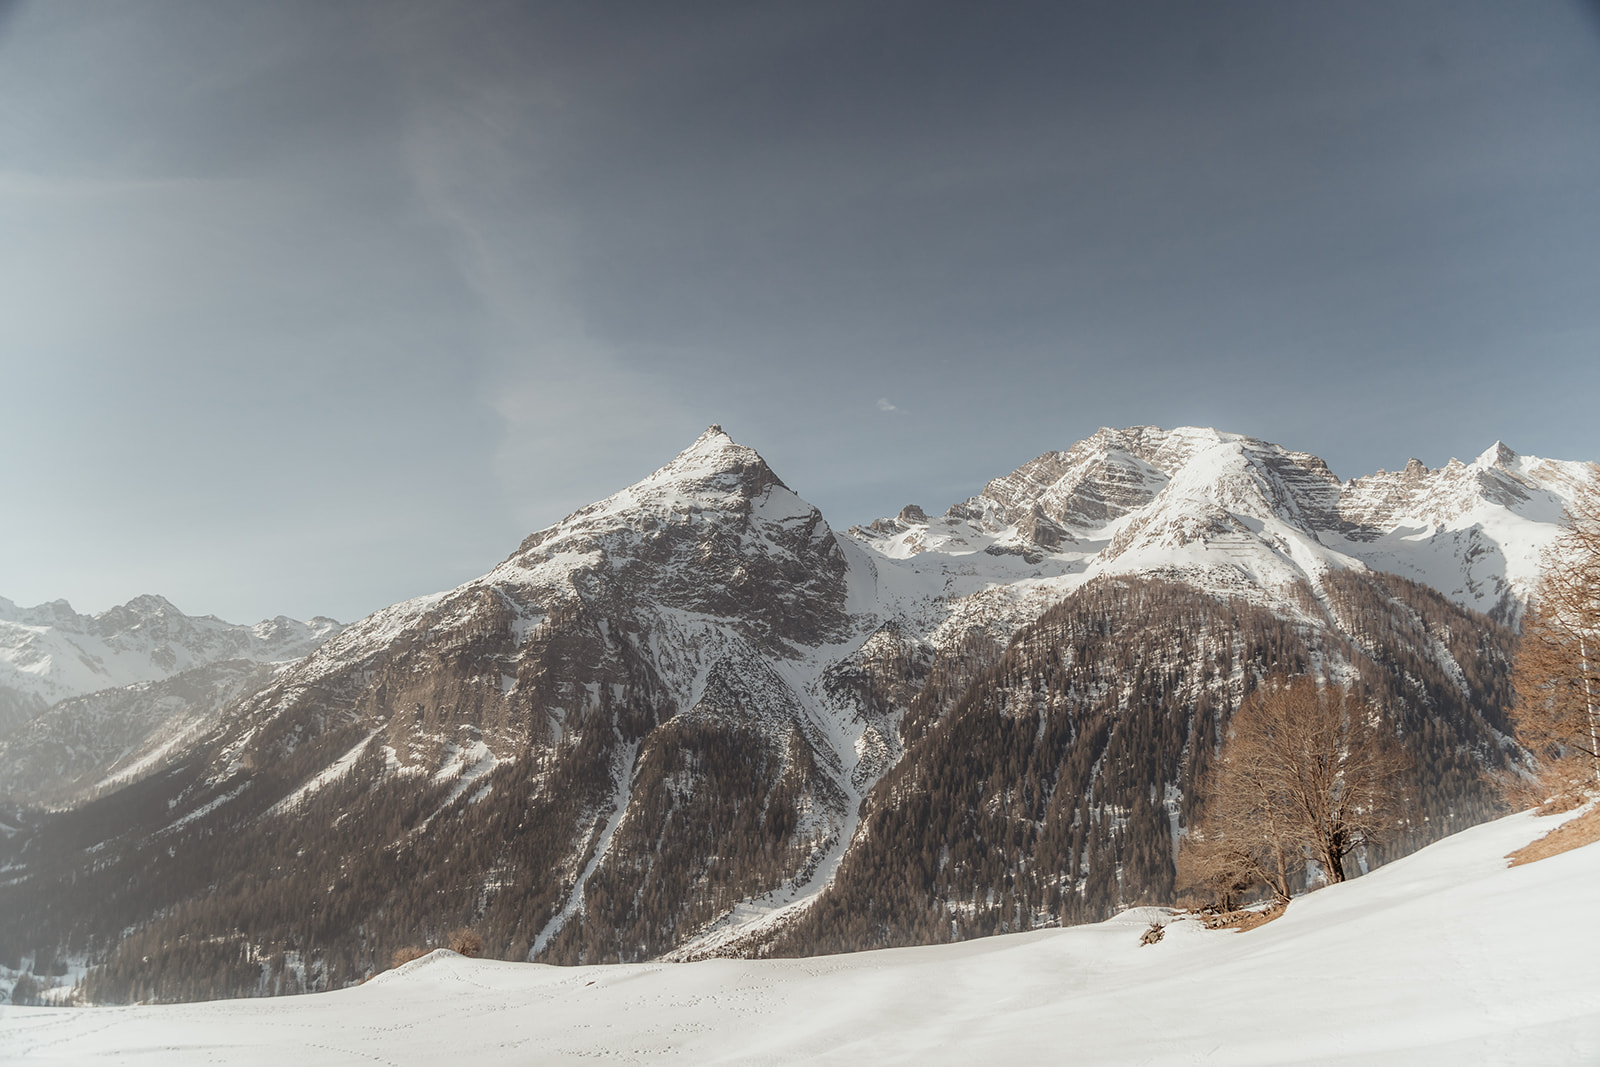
[5,808,1595,1065]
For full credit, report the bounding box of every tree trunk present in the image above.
[1321,841,1346,884]
[1583,634,1599,785]
[1271,842,1293,902]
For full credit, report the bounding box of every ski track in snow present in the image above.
[5,808,1596,1065]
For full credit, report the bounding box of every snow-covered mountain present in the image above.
[0,424,1591,1003]
[0,597,342,804]
[14,427,896,991]
[227,425,882,873]
[0,594,340,731]
[0,661,289,807]
[854,426,1593,643]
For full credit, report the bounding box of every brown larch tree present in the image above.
[1191,676,1409,895]
[1513,467,1600,794]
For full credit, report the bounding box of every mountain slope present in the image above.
[6,807,1595,1065]
[0,660,285,807]
[0,597,342,805]
[6,428,904,997]
[766,570,1518,955]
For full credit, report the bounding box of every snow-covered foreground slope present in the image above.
[6,808,1595,1066]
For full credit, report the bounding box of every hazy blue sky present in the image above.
[3,1,1598,623]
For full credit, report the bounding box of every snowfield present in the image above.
[3,808,1596,1065]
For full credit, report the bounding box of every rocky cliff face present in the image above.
[938,426,1342,541]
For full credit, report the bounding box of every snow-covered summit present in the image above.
[626,423,777,497]
[1342,438,1586,530]
[1330,440,1593,617]
[303,426,855,693]
[853,426,1594,631]
[498,424,840,633]
[0,593,342,728]
[518,425,788,544]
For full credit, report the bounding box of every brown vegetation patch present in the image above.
[1507,805,1600,867]
[447,928,485,957]
[1537,791,1587,816]
[389,945,428,970]
[1198,900,1287,932]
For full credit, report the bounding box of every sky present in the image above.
[2,1,1598,625]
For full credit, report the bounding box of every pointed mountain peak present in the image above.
[515,426,800,559]
[1475,441,1518,469]
[676,423,737,459]
[645,424,783,493]
[118,593,182,616]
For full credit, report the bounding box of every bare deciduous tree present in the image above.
[1514,469,1600,795]
[447,928,485,958]
[1174,827,1269,910]
[1186,676,1409,899]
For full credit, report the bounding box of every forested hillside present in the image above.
[770,572,1516,956]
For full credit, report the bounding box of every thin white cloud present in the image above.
[876,397,899,413]
[398,85,691,533]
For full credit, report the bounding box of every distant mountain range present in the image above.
[0,598,340,805]
[0,594,340,721]
[0,425,1591,1003]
